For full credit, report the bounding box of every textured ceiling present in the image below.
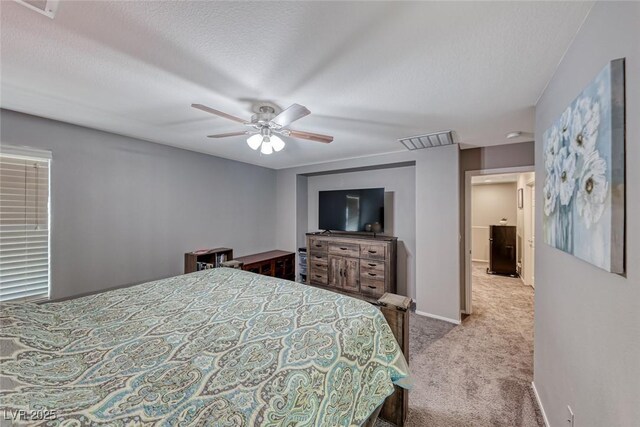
[0,1,593,169]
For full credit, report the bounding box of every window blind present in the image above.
[0,146,51,302]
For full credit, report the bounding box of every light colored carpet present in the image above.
[377,262,543,427]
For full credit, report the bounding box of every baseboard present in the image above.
[531,381,550,427]
[471,259,488,263]
[415,310,461,325]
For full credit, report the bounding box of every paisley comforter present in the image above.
[0,268,410,426]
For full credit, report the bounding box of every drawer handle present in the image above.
[367,285,376,289]
[315,263,323,267]
[368,263,377,267]
[368,250,377,254]
[315,274,322,278]
[367,272,377,277]
[315,244,322,247]
[339,247,348,250]
[314,255,322,259]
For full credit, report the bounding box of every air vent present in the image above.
[13,0,59,18]
[398,130,455,150]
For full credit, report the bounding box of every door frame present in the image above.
[523,178,536,287]
[463,166,534,315]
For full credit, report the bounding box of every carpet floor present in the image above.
[377,262,543,427]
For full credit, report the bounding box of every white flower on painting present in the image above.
[544,126,561,173]
[554,147,577,206]
[576,150,608,228]
[570,96,600,156]
[543,171,559,217]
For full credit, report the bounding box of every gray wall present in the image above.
[471,182,517,228]
[0,109,278,299]
[306,167,416,298]
[277,145,460,323]
[534,2,640,426]
[414,145,460,322]
[460,142,535,173]
[471,182,517,262]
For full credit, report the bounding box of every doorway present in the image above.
[464,167,535,315]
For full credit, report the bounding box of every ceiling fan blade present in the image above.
[287,130,333,144]
[192,103,248,124]
[270,103,310,128]
[207,131,249,138]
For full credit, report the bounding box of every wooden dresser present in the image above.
[306,233,397,301]
[235,250,295,281]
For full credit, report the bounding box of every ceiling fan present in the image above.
[191,102,333,155]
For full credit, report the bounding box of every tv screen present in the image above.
[318,188,384,232]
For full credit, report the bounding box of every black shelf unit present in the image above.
[487,225,518,277]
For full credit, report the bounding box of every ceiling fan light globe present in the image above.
[261,140,273,155]
[271,135,285,152]
[247,134,262,150]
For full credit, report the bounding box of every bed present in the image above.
[0,268,410,426]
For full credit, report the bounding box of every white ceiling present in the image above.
[0,1,593,169]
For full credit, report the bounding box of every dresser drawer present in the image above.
[309,268,328,285]
[309,257,328,271]
[360,259,385,273]
[360,276,385,298]
[360,243,387,260]
[360,262,386,281]
[309,251,328,263]
[328,242,360,258]
[308,238,328,252]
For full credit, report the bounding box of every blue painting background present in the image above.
[543,62,616,271]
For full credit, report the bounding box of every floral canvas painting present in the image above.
[543,59,625,273]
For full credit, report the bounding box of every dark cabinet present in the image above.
[184,248,234,273]
[488,225,517,276]
[235,250,295,281]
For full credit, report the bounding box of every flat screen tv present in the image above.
[318,188,384,232]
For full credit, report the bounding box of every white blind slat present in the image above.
[1,267,49,279]
[0,252,48,259]
[0,148,50,302]
[0,285,49,301]
[0,263,49,273]
[0,243,48,250]
[1,277,49,290]
[0,242,48,248]
[0,255,48,263]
